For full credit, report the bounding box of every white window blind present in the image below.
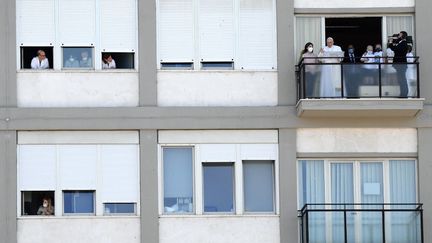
[200,144,237,162]
[58,0,96,45]
[19,145,57,190]
[100,0,136,51]
[100,145,139,202]
[386,16,414,41]
[199,0,234,61]
[59,145,97,190]
[159,0,194,62]
[17,0,55,45]
[238,0,275,69]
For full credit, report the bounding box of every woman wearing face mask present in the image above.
[299,42,319,98]
[37,197,54,216]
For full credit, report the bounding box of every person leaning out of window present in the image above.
[37,197,54,216]
[299,42,319,98]
[102,53,116,69]
[31,50,49,69]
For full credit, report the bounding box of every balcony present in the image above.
[296,57,424,117]
[298,203,424,243]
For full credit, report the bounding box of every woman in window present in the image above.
[299,42,319,98]
[102,54,116,69]
[37,197,54,216]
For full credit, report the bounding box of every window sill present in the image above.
[157,69,277,73]
[17,69,138,73]
[17,215,140,219]
[159,214,279,218]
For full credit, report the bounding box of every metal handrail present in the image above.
[298,203,424,243]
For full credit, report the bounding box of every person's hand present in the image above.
[319,48,324,53]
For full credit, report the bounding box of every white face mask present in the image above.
[307,47,313,53]
[82,57,88,61]
[43,202,48,208]
[69,57,74,62]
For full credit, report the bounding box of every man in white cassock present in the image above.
[318,37,344,97]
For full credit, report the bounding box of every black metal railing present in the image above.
[296,57,420,100]
[298,203,424,243]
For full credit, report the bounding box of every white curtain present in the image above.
[298,160,325,243]
[389,160,420,243]
[295,17,322,62]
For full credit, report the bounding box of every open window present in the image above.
[201,61,234,70]
[20,46,53,69]
[101,52,135,69]
[160,62,194,70]
[21,191,55,216]
[62,47,94,69]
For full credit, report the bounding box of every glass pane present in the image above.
[380,63,415,97]
[298,160,325,207]
[104,203,135,214]
[331,163,354,204]
[201,62,234,70]
[344,63,380,97]
[386,211,421,243]
[390,160,416,204]
[317,63,342,98]
[21,191,55,216]
[203,163,234,213]
[243,161,274,212]
[161,62,193,70]
[63,47,94,69]
[163,147,193,213]
[63,191,94,214]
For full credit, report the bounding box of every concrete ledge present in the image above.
[294,7,415,14]
[296,98,425,118]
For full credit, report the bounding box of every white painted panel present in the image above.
[18,131,139,145]
[59,145,97,189]
[157,71,277,106]
[239,0,275,69]
[17,217,140,243]
[100,0,136,51]
[17,72,139,107]
[100,145,139,202]
[159,0,194,62]
[200,144,237,162]
[386,16,414,40]
[159,216,280,243]
[16,0,55,45]
[159,130,278,144]
[19,145,57,190]
[294,0,414,8]
[58,0,96,45]
[297,128,417,153]
[199,0,234,61]
[240,144,277,160]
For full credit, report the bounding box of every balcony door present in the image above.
[327,161,385,243]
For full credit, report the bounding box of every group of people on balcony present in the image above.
[300,31,415,98]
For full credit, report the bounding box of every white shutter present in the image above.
[59,145,97,190]
[58,0,96,45]
[16,0,55,45]
[386,16,414,40]
[238,0,275,69]
[240,144,277,160]
[200,144,236,162]
[199,0,234,61]
[295,17,322,62]
[19,145,57,190]
[159,0,194,62]
[100,0,137,52]
[100,145,139,202]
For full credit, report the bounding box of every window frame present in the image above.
[161,146,196,215]
[103,202,137,215]
[62,190,96,216]
[61,46,95,70]
[21,190,56,216]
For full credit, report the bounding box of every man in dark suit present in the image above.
[389,31,409,97]
[343,44,361,97]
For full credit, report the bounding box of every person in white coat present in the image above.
[30,50,49,69]
[318,37,344,97]
[102,53,116,69]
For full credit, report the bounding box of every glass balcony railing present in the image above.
[296,57,420,99]
[298,203,424,243]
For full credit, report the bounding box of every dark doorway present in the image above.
[325,17,382,57]
[20,46,54,69]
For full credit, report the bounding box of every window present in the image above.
[63,190,95,214]
[62,47,94,69]
[243,161,275,212]
[101,52,135,69]
[160,62,194,70]
[201,61,234,70]
[203,163,235,213]
[104,203,136,215]
[163,147,194,213]
[21,191,55,216]
[20,47,53,69]
[158,0,276,70]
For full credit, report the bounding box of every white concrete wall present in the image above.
[297,128,417,153]
[294,0,414,9]
[17,217,140,243]
[159,216,280,243]
[157,71,278,106]
[17,71,139,107]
